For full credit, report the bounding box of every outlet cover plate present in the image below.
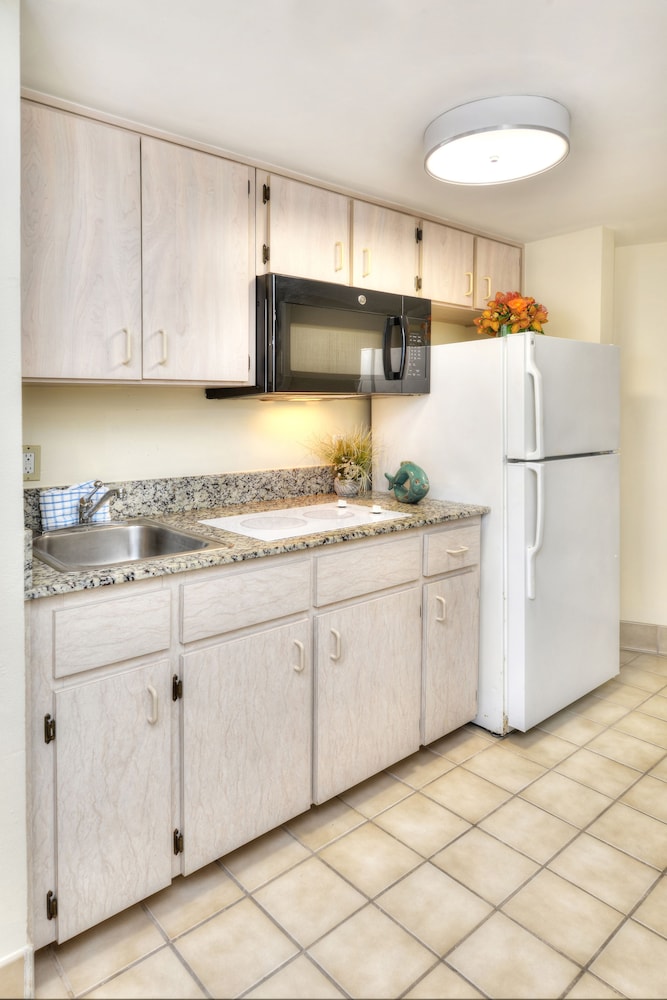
[23,444,41,482]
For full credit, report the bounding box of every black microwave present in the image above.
[206,274,431,398]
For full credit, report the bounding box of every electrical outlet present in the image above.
[23,444,41,482]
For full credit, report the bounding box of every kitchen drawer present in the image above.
[54,590,171,677]
[423,520,480,577]
[181,559,311,643]
[314,535,421,606]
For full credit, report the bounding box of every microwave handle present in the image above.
[382,315,407,380]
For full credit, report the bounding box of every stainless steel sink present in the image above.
[33,518,225,571]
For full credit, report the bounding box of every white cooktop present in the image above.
[199,501,409,541]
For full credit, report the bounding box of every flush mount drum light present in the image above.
[424,95,570,184]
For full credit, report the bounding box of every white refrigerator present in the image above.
[372,333,620,735]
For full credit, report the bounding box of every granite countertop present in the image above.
[25,492,489,601]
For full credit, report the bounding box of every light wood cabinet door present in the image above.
[257,173,350,283]
[422,571,479,745]
[54,660,172,942]
[21,103,142,380]
[351,201,420,295]
[181,619,312,874]
[474,237,522,308]
[141,137,254,383]
[314,588,422,803]
[420,221,475,306]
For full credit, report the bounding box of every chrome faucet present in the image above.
[78,481,125,524]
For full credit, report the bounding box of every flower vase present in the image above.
[333,477,360,497]
[499,324,511,337]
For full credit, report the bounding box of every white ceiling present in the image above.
[20,0,667,247]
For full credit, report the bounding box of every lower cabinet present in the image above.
[181,619,312,875]
[54,660,173,942]
[422,573,479,745]
[314,588,422,803]
[27,517,481,945]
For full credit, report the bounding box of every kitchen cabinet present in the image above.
[21,102,255,385]
[351,200,420,295]
[142,137,254,382]
[181,619,312,874]
[422,523,481,744]
[314,588,422,802]
[256,173,350,283]
[26,581,174,947]
[21,102,142,380]
[312,534,423,802]
[54,661,172,942]
[26,516,481,945]
[419,220,475,306]
[474,236,522,308]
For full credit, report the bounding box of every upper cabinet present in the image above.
[141,137,253,382]
[256,174,350,283]
[21,103,255,385]
[473,236,522,308]
[21,103,143,380]
[351,201,420,295]
[419,221,475,306]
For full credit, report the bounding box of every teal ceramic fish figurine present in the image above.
[385,461,430,504]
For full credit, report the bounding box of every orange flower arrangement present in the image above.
[474,291,549,336]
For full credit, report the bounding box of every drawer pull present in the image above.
[446,546,469,556]
[158,329,168,365]
[146,685,158,725]
[436,595,447,623]
[122,327,132,365]
[334,241,344,272]
[330,628,341,662]
[293,639,305,673]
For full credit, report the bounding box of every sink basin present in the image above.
[33,518,225,572]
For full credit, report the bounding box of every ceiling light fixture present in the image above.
[424,95,570,185]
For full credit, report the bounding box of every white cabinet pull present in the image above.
[293,639,305,673]
[330,628,341,662]
[483,275,491,299]
[334,241,344,272]
[446,546,469,556]
[122,327,132,365]
[158,329,168,365]
[435,596,447,623]
[146,685,158,725]
[362,248,371,277]
[464,271,473,297]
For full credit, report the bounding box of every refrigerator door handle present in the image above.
[525,340,544,460]
[526,463,545,600]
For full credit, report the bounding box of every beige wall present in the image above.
[0,0,29,985]
[614,242,667,628]
[22,386,371,488]
[524,226,615,342]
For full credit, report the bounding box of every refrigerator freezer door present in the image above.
[505,334,620,459]
[506,452,620,731]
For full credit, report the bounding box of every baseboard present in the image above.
[0,946,32,1000]
[620,620,667,655]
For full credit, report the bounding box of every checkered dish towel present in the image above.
[39,480,112,531]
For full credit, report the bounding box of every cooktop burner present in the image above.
[199,501,409,541]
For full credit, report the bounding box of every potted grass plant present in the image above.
[310,426,373,496]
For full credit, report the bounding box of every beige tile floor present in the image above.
[34,649,667,999]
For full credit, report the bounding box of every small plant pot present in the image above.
[333,477,360,497]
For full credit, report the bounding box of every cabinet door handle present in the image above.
[464,271,473,297]
[330,628,341,662]
[334,241,344,272]
[483,275,491,299]
[158,329,168,365]
[362,247,371,278]
[146,685,158,725]
[435,596,447,623]
[293,639,305,673]
[122,327,132,365]
[446,545,469,556]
